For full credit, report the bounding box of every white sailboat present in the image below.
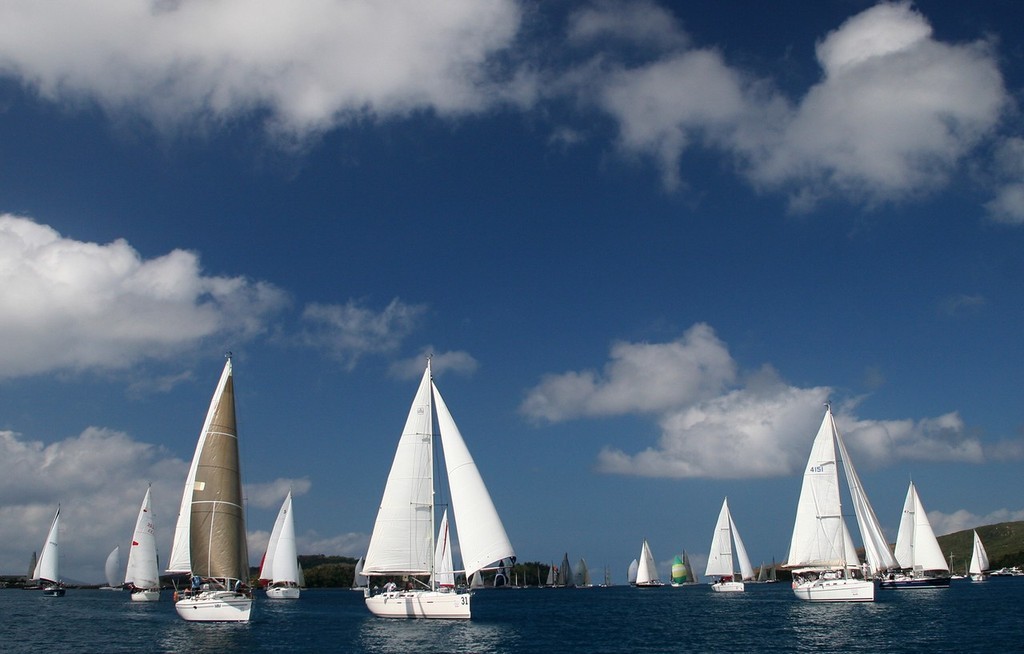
[166,356,253,622]
[880,482,950,589]
[785,406,877,602]
[635,539,663,587]
[575,558,593,588]
[627,558,639,585]
[969,530,990,582]
[259,490,301,599]
[557,552,573,587]
[705,498,754,593]
[124,486,161,601]
[362,359,515,619]
[351,557,368,590]
[101,546,121,590]
[34,507,65,597]
[433,510,455,590]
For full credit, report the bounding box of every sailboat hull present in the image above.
[130,589,160,602]
[41,585,66,597]
[174,591,252,622]
[266,585,301,599]
[364,589,471,619]
[792,577,874,602]
[878,575,950,590]
[711,581,744,593]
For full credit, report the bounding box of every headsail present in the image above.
[125,486,160,590]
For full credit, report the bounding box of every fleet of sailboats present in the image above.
[124,486,161,601]
[704,498,753,593]
[361,359,515,619]
[166,355,253,622]
[259,490,302,599]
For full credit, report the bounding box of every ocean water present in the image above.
[2,579,1022,653]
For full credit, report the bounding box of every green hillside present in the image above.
[935,521,1024,574]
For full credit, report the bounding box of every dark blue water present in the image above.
[2,579,1022,653]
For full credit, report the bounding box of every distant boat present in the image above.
[634,539,663,587]
[34,507,65,597]
[434,510,455,591]
[100,546,121,590]
[704,498,753,593]
[362,359,515,619]
[557,553,573,588]
[545,562,556,587]
[627,558,639,585]
[25,551,39,590]
[124,486,161,601]
[879,482,950,589]
[166,355,253,622]
[259,490,301,599]
[785,406,877,602]
[351,557,367,590]
[575,558,593,588]
[969,530,990,582]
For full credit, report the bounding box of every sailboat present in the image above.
[705,498,754,593]
[969,530,990,582]
[544,562,556,587]
[166,356,253,622]
[634,539,664,587]
[25,551,39,589]
[575,558,593,588]
[362,359,515,619]
[101,546,121,590]
[351,557,368,590]
[879,482,950,589]
[557,552,574,587]
[259,490,301,599]
[785,406,881,602]
[34,507,65,597]
[627,558,639,585]
[124,486,161,601]
[433,510,455,590]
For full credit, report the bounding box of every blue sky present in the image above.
[1,0,1022,583]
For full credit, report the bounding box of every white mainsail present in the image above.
[260,490,300,586]
[104,546,120,588]
[124,486,160,591]
[969,530,990,577]
[34,507,61,584]
[894,482,948,573]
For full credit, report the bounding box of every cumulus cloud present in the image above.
[0,0,524,139]
[299,298,427,370]
[984,137,1024,224]
[523,324,999,479]
[0,215,288,379]
[928,507,1024,536]
[244,477,312,510]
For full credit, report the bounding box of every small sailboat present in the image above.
[100,546,121,590]
[969,530,990,582]
[557,552,574,587]
[351,557,368,590]
[166,356,253,621]
[545,562,556,587]
[124,486,161,601]
[879,482,951,589]
[575,558,593,588]
[705,498,754,593]
[362,359,515,619]
[627,558,639,585]
[25,551,39,589]
[34,507,65,597]
[634,539,664,587]
[259,490,301,599]
[785,406,878,602]
[433,510,455,590]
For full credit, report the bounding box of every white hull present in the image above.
[971,573,988,582]
[174,591,252,622]
[792,578,874,602]
[130,589,160,602]
[266,585,301,599]
[711,581,744,593]
[364,589,471,619]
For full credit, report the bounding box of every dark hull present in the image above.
[878,576,950,590]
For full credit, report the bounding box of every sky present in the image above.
[1,0,1022,584]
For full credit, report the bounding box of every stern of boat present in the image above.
[364,589,471,619]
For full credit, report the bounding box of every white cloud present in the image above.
[244,477,312,510]
[0,215,288,379]
[389,348,479,380]
[985,137,1024,224]
[524,324,999,479]
[300,298,427,370]
[928,507,1024,537]
[521,323,736,422]
[566,0,687,51]
[0,0,523,139]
